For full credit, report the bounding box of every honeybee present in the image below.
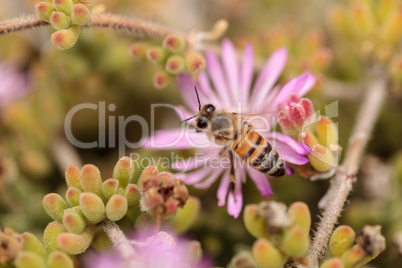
[182,87,285,184]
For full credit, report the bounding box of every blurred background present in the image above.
[1,0,402,267]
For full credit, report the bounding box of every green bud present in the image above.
[320,258,345,268]
[65,187,82,207]
[185,51,206,75]
[53,0,74,14]
[79,192,105,224]
[153,71,172,89]
[381,8,402,44]
[106,194,128,221]
[42,193,69,222]
[288,202,311,234]
[50,11,71,30]
[124,183,140,206]
[252,238,286,268]
[163,34,186,53]
[71,4,91,25]
[171,196,200,234]
[113,156,135,189]
[146,47,168,64]
[350,1,375,36]
[51,25,80,50]
[20,232,46,258]
[14,252,45,268]
[43,221,66,252]
[229,251,258,268]
[138,165,159,187]
[329,225,355,257]
[62,212,86,234]
[165,55,185,75]
[317,116,338,148]
[65,165,81,189]
[57,226,94,255]
[47,251,74,268]
[341,245,370,268]
[130,42,150,59]
[281,226,310,257]
[79,164,103,196]
[35,2,55,22]
[308,144,335,172]
[101,178,119,200]
[243,204,268,239]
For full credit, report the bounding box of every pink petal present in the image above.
[227,173,243,218]
[177,74,200,114]
[177,167,213,185]
[267,140,310,165]
[221,39,239,103]
[251,48,287,106]
[247,167,273,197]
[285,164,295,176]
[194,168,224,189]
[266,132,311,155]
[206,51,232,108]
[295,72,316,97]
[198,71,219,106]
[217,170,230,206]
[240,44,254,107]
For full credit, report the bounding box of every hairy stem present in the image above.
[103,219,135,260]
[306,73,387,267]
[0,14,181,37]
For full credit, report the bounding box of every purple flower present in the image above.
[145,39,314,218]
[0,61,30,108]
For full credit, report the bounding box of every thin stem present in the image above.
[0,15,47,35]
[102,219,136,260]
[305,73,387,267]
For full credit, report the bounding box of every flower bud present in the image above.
[47,251,74,268]
[65,187,82,207]
[230,251,258,268]
[320,258,345,268]
[35,2,55,22]
[329,225,355,257]
[317,116,338,148]
[101,179,119,200]
[51,25,80,50]
[299,131,319,148]
[50,11,71,30]
[43,221,66,252]
[42,193,69,222]
[165,55,185,75]
[329,6,350,36]
[311,48,333,71]
[287,202,311,234]
[14,252,45,268]
[163,34,186,53]
[130,42,150,59]
[65,165,81,189]
[341,245,368,268]
[153,71,172,89]
[71,4,91,25]
[53,0,74,14]
[113,156,134,189]
[79,192,105,224]
[381,8,402,44]
[138,166,159,186]
[62,212,86,234]
[146,47,168,64]
[355,225,386,257]
[21,232,46,258]
[185,51,207,75]
[124,183,140,206]
[350,1,375,36]
[281,226,310,257]
[57,226,94,255]
[308,144,335,172]
[252,238,286,268]
[171,196,201,234]
[79,164,103,196]
[243,204,268,239]
[106,194,128,221]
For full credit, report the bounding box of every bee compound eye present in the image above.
[197,117,208,129]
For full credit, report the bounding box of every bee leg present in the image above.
[229,151,236,198]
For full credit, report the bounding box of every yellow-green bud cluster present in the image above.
[35,0,92,50]
[321,225,386,268]
[242,201,311,268]
[130,34,206,89]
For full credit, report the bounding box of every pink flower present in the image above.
[0,61,31,108]
[145,39,315,218]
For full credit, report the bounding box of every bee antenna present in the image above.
[194,86,201,111]
[179,115,197,124]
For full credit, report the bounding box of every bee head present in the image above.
[196,104,215,130]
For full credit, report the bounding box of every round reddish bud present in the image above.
[51,25,80,50]
[57,226,94,255]
[62,212,86,234]
[153,71,172,89]
[53,0,74,14]
[106,194,128,221]
[287,202,311,234]
[43,221,65,252]
[71,4,91,25]
[252,238,286,268]
[101,178,119,200]
[79,164,103,196]
[47,251,74,268]
[50,11,71,30]
[21,232,46,258]
[42,193,69,222]
[130,42,149,59]
[65,187,82,207]
[146,47,168,64]
[65,165,81,189]
[124,183,140,206]
[281,226,310,257]
[320,258,344,268]
[113,156,135,188]
[329,225,355,257]
[165,55,185,75]
[14,252,45,268]
[79,192,105,224]
[35,2,55,22]
[185,51,206,75]
[163,34,186,53]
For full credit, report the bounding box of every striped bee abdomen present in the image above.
[233,127,285,177]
